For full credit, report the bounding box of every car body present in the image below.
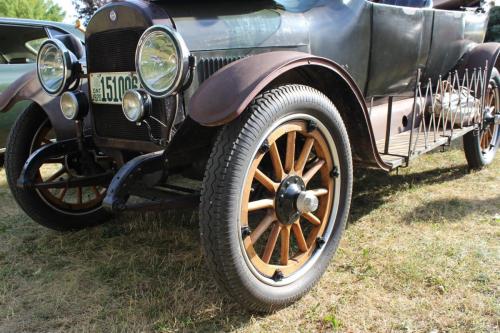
[5,0,499,311]
[0,18,84,158]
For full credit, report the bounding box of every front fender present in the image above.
[0,69,83,141]
[189,51,390,171]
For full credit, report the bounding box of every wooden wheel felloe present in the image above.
[240,120,336,280]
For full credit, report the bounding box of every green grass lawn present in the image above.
[0,147,498,332]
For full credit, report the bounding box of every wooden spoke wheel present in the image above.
[5,103,111,230]
[480,83,499,153]
[240,120,336,280]
[32,120,107,213]
[200,85,353,312]
[464,71,500,169]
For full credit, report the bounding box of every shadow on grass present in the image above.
[403,195,500,223]
[350,164,471,223]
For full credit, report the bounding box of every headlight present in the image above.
[60,91,88,120]
[122,89,151,123]
[37,39,78,96]
[135,25,190,98]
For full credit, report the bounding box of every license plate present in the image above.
[90,72,141,105]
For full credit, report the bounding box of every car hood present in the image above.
[157,1,310,52]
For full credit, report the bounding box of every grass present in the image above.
[0,146,499,332]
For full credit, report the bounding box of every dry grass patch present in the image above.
[0,146,498,332]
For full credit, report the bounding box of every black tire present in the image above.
[463,69,500,169]
[5,103,111,231]
[199,85,353,312]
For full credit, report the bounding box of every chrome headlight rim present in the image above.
[135,25,190,98]
[37,39,77,96]
[122,89,152,123]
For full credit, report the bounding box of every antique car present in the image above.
[4,0,499,311]
[0,18,84,165]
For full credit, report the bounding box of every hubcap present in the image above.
[296,191,319,214]
[275,175,305,225]
[275,175,320,225]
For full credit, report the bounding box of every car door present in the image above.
[0,23,48,151]
[365,3,433,97]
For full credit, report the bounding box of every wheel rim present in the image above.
[31,120,106,214]
[239,115,340,285]
[480,82,499,153]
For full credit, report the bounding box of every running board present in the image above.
[377,126,475,169]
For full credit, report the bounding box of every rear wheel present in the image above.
[5,103,111,231]
[463,70,500,169]
[200,85,353,312]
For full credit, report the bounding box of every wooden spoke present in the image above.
[292,221,308,252]
[92,186,103,199]
[280,226,290,265]
[57,187,67,200]
[248,199,274,212]
[303,212,321,226]
[262,223,281,263]
[255,169,279,193]
[295,137,315,175]
[30,120,106,211]
[76,187,83,205]
[269,143,285,181]
[303,159,326,184]
[284,131,296,173]
[45,167,66,182]
[250,213,276,243]
[309,188,329,197]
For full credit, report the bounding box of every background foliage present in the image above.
[0,0,65,22]
[486,7,500,42]
[72,0,111,24]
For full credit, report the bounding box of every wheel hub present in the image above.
[296,191,319,214]
[275,175,319,225]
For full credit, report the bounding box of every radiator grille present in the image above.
[197,57,242,82]
[87,28,163,142]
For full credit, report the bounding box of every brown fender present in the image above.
[0,69,77,140]
[456,42,500,81]
[189,51,391,171]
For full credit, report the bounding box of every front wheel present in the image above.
[5,103,111,231]
[200,85,353,312]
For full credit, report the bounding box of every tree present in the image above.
[486,7,500,42]
[72,0,111,25]
[0,0,65,22]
